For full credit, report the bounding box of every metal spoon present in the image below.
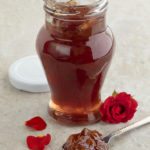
[103,116,150,143]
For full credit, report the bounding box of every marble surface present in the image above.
[0,0,150,149]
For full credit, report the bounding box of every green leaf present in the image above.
[112,90,118,97]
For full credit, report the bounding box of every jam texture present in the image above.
[36,1,115,125]
[63,128,108,150]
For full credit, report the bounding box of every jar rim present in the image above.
[44,0,108,20]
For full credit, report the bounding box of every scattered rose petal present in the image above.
[27,134,51,150]
[25,116,47,131]
[100,91,138,123]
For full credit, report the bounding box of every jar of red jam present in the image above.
[36,0,115,125]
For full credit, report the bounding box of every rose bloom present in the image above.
[100,92,138,123]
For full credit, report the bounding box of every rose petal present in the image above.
[111,104,126,121]
[40,134,51,146]
[26,134,51,150]
[100,103,109,122]
[115,92,131,101]
[25,116,47,131]
[27,136,38,149]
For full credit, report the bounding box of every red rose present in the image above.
[100,92,138,123]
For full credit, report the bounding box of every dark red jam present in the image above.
[36,1,115,125]
[63,128,108,150]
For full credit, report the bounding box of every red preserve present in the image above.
[36,0,115,125]
[63,128,108,150]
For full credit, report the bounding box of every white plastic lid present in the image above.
[8,55,50,93]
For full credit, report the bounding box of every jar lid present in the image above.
[8,55,50,93]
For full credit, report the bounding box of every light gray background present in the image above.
[0,0,150,149]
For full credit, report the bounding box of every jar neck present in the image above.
[44,0,108,41]
[44,0,108,20]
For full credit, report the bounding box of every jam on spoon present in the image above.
[63,116,150,150]
[63,128,108,150]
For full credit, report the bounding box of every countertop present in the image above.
[0,0,150,149]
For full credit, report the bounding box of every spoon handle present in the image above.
[112,116,150,136]
[104,116,150,143]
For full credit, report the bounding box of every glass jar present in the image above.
[36,0,115,125]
